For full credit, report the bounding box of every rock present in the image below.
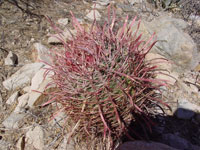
[22,86,31,93]
[96,0,110,6]
[130,15,199,71]
[150,16,198,70]
[189,84,199,93]
[49,111,66,127]
[57,136,75,150]
[3,63,44,91]
[26,126,44,150]
[117,141,178,150]
[16,136,25,150]
[28,66,53,107]
[14,93,29,113]
[175,98,200,119]
[128,0,143,5]
[58,18,69,26]
[162,133,200,150]
[32,43,52,64]
[86,9,101,21]
[116,3,135,12]
[91,3,104,9]
[0,93,2,106]
[6,91,19,105]
[47,29,76,44]
[4,51,18,66]
[189,15,200,26]
[0,140,10,150]
[2,112,25,129]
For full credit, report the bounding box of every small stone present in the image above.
[47,29,76,44]
[128,0,143,5]
[3,63,44,91]
[86,10,101,21]
[189,15,200,26]
[26,126,44,150]
[14,93,29,113]
[57,136,75,150]
[117,141,178,150]
[16,136,25,150]
[28,66,54,107]
[91,3,104,9]
[96,0,110,6]
[22,86,31,93]
[175,98,200,119]
[0,140,10,150]
[58,18,69,26]
[194,64,200,72]
[190,84,199,93]
[4,51,18,66]
[6,91,19,105]
[2,112,25,129]
[0,92,3,106]
[32,43,52,64]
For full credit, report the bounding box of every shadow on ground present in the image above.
[122,107,200,149]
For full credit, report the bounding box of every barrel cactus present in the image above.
[43,6,169,150]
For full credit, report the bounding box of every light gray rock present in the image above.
[4,51,18,66]
[16,136,25,150]
[58,18,69,26]
[175,98,200,119]
[117,141,178,150]
[33,43,52,64]
[26,126,44,150]
[2,112,25,129]
[3,63,44,91]
[6,91,19,105]
[130,15,199,71]
[22,86,31,93]
[57,136,75,150]
[91,3,104,9]
[0,92,3,106]
[189,15,200,26]
[28,66,53,107]
[96,0,110,6]
[0,140,10,150]
[162,133,200,150]
[86,10,101,21]
[128,0,143,5]
[14,93,29,113]
[47,29,76,44]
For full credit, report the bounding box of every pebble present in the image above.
[6,91,19,105]
[26,126,44,150]
[175,98,200,120]
[58,18,69,26]
[3,63,44,91]
[2,112,25,129]
[86,9,101,21]
[4,51,18,66]
[14,93,29,113]
[32,43,52,64]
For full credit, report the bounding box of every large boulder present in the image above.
[130,15,199,71]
